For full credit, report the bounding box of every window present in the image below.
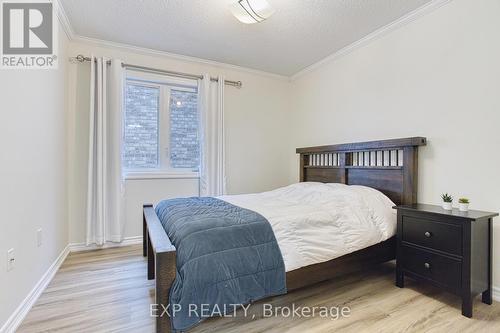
[123,73,199,176]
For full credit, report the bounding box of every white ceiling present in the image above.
[61,0,433,76]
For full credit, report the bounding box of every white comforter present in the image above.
[220,182,396,272]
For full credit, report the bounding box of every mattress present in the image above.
[220,182,396,272]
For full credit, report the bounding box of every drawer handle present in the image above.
[424,231,432,238]
[424,262,431,269]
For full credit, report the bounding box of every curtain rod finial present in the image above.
[69,54,89,63]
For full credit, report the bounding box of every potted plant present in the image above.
[458,198,470,212]
[441,193,453,210]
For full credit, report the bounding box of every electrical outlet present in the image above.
[7,248,14,271]
[37,228,43,247]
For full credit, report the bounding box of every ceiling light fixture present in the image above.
[229,0,275,24]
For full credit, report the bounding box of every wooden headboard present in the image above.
[296,137,426,205]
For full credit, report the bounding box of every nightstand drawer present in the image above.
[402,215,462,255]
[400,245,462,290]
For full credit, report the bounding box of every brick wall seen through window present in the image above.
[123,83,159,169]
[169,90,199,170]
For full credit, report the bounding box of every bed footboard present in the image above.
[143,204,176,333]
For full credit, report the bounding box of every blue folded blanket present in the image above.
[155,197,286,332]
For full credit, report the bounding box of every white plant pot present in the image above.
[459,203,469,212]
[442,202,453,210]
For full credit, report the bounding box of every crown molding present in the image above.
[71,35,290,81]
[54,0,75,40]
[290,0,453,81]
[55,0,288,80]
[56,0,452,81]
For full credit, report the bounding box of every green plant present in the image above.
[441,193,453,203]
[458,198,470,204]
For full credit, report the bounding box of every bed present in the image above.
[143,137,427,332]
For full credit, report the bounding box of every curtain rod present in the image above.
[69,55,242,88]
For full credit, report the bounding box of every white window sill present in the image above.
[124,171,199,180]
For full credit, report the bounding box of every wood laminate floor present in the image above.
[18,245,500,333]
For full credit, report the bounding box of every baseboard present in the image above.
[68,235,142,252]
[492,286,500,302]
[0,245,70,333]
[0,236,143,332]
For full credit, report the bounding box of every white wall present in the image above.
[289,0,500,289]
[67,40,292,243]
[0,23,69,327]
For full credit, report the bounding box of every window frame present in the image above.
[123,70,200,180]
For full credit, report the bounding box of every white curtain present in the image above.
[199,75,226,196]
[86,56,126,245]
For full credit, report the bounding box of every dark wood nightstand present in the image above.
[393,204,498,318]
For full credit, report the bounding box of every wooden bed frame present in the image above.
[143,137,427,332]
